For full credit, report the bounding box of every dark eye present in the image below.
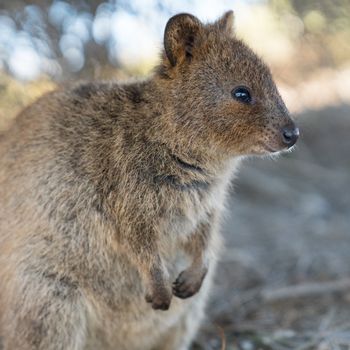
[231,86,252,104]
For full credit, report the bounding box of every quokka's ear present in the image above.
[164,13,202,67]
[216,10,234,36]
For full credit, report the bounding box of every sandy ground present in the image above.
[194,104,350,349]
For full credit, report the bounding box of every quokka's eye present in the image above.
[231,86,252,104]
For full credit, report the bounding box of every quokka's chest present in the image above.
[162,178,230,240]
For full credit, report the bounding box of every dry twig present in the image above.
[261,279,350,303]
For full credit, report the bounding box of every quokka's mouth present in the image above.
[261,141,298,155]
[262,143,280,153]
[257,141,283,154]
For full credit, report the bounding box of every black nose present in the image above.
[282,125,299,148]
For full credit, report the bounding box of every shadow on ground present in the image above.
[195,104,350,350]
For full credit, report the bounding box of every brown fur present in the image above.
[0,11,298,350]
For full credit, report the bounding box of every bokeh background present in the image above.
[1,1,350,349]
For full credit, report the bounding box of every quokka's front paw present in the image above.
[172,266,208,299]
[145,285,172,310]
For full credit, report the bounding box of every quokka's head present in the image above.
[157,11,299,156]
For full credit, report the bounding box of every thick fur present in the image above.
[0,11,297,350]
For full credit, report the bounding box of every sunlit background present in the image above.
[1,1,350,349]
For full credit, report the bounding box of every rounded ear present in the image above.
[216,10,234,36]
[163,13,202,67]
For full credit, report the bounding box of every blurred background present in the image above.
[0,0,350,349]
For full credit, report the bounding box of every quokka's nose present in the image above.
[282,125,299,148]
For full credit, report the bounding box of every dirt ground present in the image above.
[195,104,350,350]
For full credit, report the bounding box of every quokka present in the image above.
[0,10,299,350]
